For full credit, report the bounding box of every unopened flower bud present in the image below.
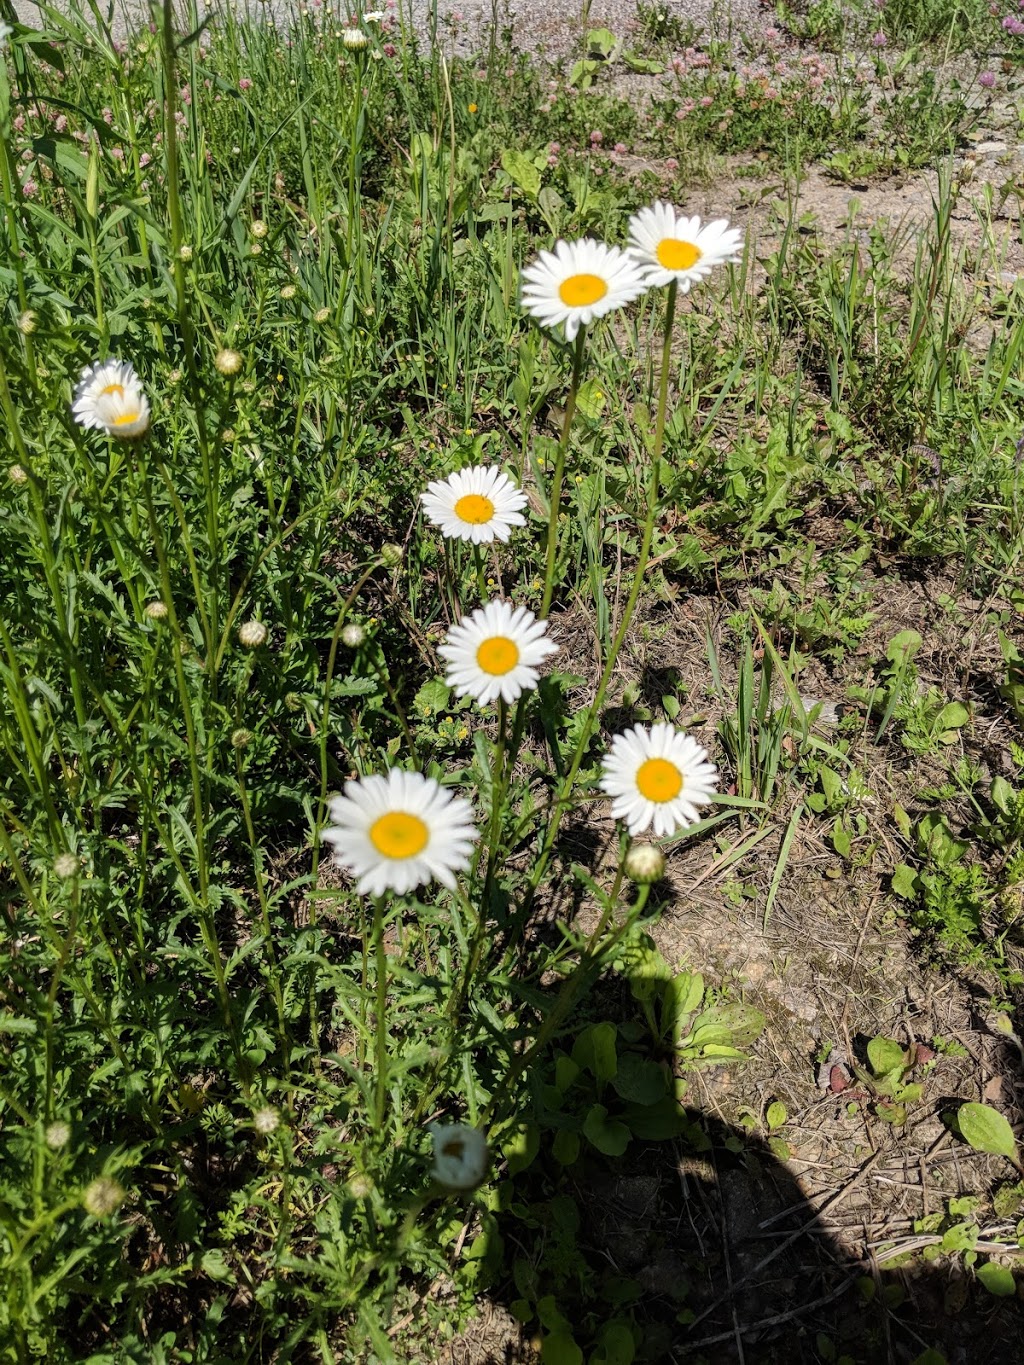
[342,27,370,48]
[341,622,366,647]
[45,1121,71,1150]
[380,542,403,567]
[314,306,331,323]
[231,727,253,749]
[624,843,666,885]
[215,347,243,376]
[253,1105,279,1134]
[18,309,38,335]
[8,464,28,485]
[53,853,80,879]
[238,619,268,648]
[83,1176,125,1218]
[178,244,193,262]
[280,284,297,300]
[251,220,268,239]
[144,600,168,620]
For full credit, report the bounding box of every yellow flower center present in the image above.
[656,238,702,271]
[558,272,608,308]
[453,493,495,524]
[368,811,429,859]
[112,410,141,426]
[636,757,683,802]
[100,383,125,397]
[476,636,519,675]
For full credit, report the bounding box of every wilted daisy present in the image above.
[421,465,528,545]
[627,203,743,292]
[600,723,718,837]
[520,238,648,341]
[323,769,478,896]
[439,600,557,706]
[428,1122,488,1191]
[342,27,370,48]
[72,359,150,440]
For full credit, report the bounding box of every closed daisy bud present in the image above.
[251,220,268,238]
[280,284,297,300]
[341,622,366,647]
[83,1176,125,1218]
[380,542,403,567]
[253,1106,279,1134]
[144,600,168,620]
[624,843,666,884]
[18,309,38,334]
[45,1120,71,1150]
[314,306,331,323]
[231,728,253,749]
[238,620,268,648]
[52,853,79,879]
[342,27,370,48]
[8,464,28,485]
[215,347,243,376]
[178,244,193,262]
[429,1122,488,1191]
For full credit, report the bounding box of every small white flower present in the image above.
[520,237,649,341]
[439,600,558,707]
[45,1120,71,1150]
[429,1123,488,1191]
[600,723,718,837]
[0,21,12,47]
[253,1106,279,1134]
[421,465,528,545]
[342,27,370,48]
[627,202,743,291]
[341,622,366,647]
[364,10,386,21]
[323,769,478,897]
[72,359,151,440]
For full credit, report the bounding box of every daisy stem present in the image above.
[506,282,678,959]
[372,896,390,1129]
[540,327,587,619]
[471,544,487,599]
[484,698,508,892]
[484,874,649,1125]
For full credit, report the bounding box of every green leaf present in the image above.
[503,1124,540,1175]
[958,1103,1019,1161]
[590,1321,636,1365]
[611,1053,667,1106]
[572,1022,617,1081]
[867,1036,906,1077]
[934,702,969,732]
[977,1261,1021,1294]
[500,149,541,201]
[891,863,918,900]
[886,629,922,666]
[766,1101,788,1131]
[583,1104,630,1157]
[542,1332,583,1365]
[552,1129,580,1166]
[412,678,450,715]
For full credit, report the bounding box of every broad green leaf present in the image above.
[958,1103,1019,1161]
[500,149,541,201]
[977,1262,1016,1297]
[611,1053,666,1106]
[572,1022,617,1081]
[542,1332,583,1365]
[867,1036,906,1077]
[766,1101,788,1131]
[891,863,918,900]
[583,1104,630,1157]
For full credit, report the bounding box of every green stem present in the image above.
[507,282,679,958]
[540,328,587,619]
[373,896,389,1129]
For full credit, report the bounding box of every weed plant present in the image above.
[1,0,1024,1359]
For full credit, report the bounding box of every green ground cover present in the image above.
[1,0,1024,1360]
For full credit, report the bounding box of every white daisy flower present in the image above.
[363,10,386,21]
[600,722,718,837]
[428,1123,488,1191]
[520,237,649,341]
[627,202,743,291]
[420,465,528,545]
[72,359,151,440]
[323,769,477,897]
[438,600,558,707]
